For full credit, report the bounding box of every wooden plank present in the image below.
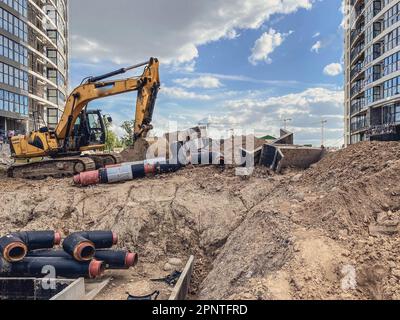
[169,256,195,301]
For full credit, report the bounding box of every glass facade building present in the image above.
[0,0,68,137]
[345,0,400,144]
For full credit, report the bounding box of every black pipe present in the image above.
[62,231,118,262]
[157,163,183,174]
[27,249,70,259]
[94,250,138,269]
[0,257,104,279]
[0,231,61,263]
[28,249,138,269]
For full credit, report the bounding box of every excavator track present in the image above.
[8,157,96,180]
[87,152,123,169]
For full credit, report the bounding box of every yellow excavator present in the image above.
[9,57,160,179]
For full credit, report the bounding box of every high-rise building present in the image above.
[345,0,400,145]
[0,0,68,139]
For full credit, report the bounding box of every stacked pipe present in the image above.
[0,230,138,279]
[73,159,182,187]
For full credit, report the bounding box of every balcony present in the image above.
[351,119,368,132]
[351,24,365,44]
[351,80,366,97]
[350,42,365,62]
[351,98,366,115]
[351,60,365,80]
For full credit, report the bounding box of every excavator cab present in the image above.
[71,109,107,151]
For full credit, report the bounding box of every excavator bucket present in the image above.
[119,138,151,162]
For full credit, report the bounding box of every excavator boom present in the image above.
[57,57,160,149]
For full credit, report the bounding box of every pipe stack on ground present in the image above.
[73,160,182,186]
[0,230,138,279]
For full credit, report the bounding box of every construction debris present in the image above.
[151,271,182,287]
[127,290,160,301]
[259,144,325,173]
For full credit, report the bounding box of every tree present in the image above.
[104,118,122,151]
[120,120,135,147]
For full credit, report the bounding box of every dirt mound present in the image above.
[303,141,400,188]
[1,141,400,300]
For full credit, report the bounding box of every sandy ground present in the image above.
[1,141,400,300]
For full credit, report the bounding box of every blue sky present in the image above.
[69,0,344,147]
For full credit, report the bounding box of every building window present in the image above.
[47,88,57,104]
[383,1,400,30]
[0,62,28,90]
[383,102,400,124]
[384,27,400,53]
[383,76,400,98]
[47,49,57,65]
[0,7,28,42]
[351,114,368,131]
[47,108,58,129]
[0,0,28,17]
[0,88,28,115]
[47,69,57,85]
[0,35,28,66]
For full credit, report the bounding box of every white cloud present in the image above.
[248,29,292,65]
[107,86,344,146]
[161,86,212,100]
[311,40,322,53]
[173,76,222,89]
[70,0,313,66]
[323,63,343,76]
[198,87,345,145]
[224,88,344,111]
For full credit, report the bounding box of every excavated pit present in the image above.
[1,141,400,300]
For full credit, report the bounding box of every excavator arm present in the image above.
[57,57,160,149]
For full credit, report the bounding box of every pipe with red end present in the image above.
[74,161,182,186]
[62,231,118,261]
[28,249,138,269]
[73,170,99,186]
[93,250,138,269]
[0,257,105,279]
[0,231,61,263]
